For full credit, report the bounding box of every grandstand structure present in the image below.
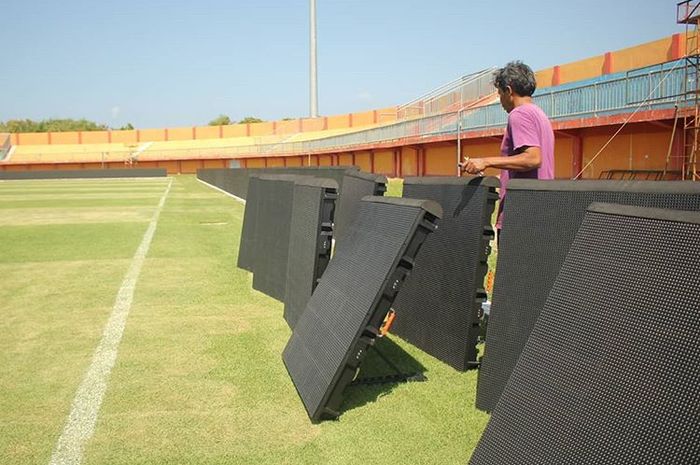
[0,33,696,180]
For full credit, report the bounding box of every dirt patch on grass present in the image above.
[0,193,163,201]
[0,207,155,226]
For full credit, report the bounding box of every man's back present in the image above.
[501,103,555,181]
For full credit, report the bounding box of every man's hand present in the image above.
[461,157,487,175]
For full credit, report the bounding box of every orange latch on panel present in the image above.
[379,310,397,337]
[486,271,495,294]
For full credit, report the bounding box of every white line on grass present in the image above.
[48,177,173,465]
[196,177,246,204]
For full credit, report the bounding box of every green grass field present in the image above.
[0,175,490,465]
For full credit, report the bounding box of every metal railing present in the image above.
[396,68,497,119]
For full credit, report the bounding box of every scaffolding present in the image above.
[678,1,700,180]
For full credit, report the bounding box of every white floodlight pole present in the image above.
[310,0,318,118]
[456,110,462,176]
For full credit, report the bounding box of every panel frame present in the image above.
[476,179,700,411]
[392,175,499,370]
[283,196,442,422]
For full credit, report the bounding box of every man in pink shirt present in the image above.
[461,61,554,235]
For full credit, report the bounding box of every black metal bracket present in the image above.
[350,344,426,386]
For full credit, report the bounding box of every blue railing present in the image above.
[459,59,687,131]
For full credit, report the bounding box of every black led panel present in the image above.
[284,178,338,329]
[477,180,700,412]
[282,196,442,422]
[246,166,357,196]
[252,175,305,301]
[227,168,250,199]
[289,166,357,192]
[391,176,498,370]
[333,171,387,244]
[236,175,261,272]
[197,168,250,199]
[469,203,700,465]
[198,166,356,200]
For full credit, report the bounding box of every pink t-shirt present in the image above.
[497,103,555,228]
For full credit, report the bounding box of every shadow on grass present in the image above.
[341,336,427,414]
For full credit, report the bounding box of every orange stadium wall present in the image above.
[581,133,634,176]
[399,147,418,177]
[558,55,607,85]
[81,131,110,144]
[249,122,274,137]
[50,132,81,144]
[167,127,194,141]
[245,158,266,168]
[377,107,398,124]
[424,145,457,176]
[578,127,672,178]
[462,140,502,178]
[614,35,684,72]
[236,125,667,181]
[178,160,201,173]
[302,118,326,132]
[373,150,394,176]
[536,33,686,88]
[222,124,248,138]
[57,163,84,170]
[353,152,372,172]
[286,156,303,167]
[327,114,351,130]
[267,157,285,167]
[138,128,166,142]
[110,130,138,144]
[338,153,354,166]
[154,160,179,173]
[204,159,228,169]
[276,120,299,135]
[9,104,400,146]
[351,111,376,127]
[554,137,574,179]
[4,126,670,178]
[31,163,58,170]
[17,133,50,145]
[195,126,221,139]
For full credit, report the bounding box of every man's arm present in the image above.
[462,146,541,174]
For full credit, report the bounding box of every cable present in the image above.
[663,103,680,178]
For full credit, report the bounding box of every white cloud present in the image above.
[356,90,373,101]
[111,106,121,118]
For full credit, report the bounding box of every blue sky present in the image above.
[0,0,683,129]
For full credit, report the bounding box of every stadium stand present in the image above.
[9,143,136,164]
[0,34,692,179]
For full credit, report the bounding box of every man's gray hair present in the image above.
[493,61,537,97]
